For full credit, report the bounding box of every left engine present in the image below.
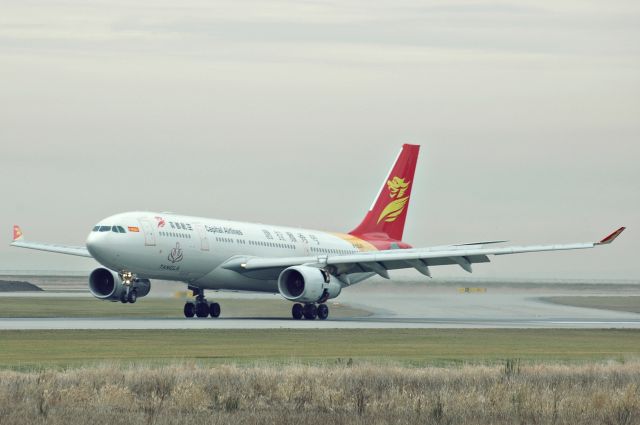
[277,265,341,303]
[88,267,150,302]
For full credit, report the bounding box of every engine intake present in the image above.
[89,268,151,301]
[278,266,341,303]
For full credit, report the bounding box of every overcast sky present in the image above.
[1,0,638,279]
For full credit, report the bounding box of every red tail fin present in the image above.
[349,144,420,242]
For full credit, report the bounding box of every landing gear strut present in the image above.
[184,287,221,319]
[119,270,138,304]
[291,303,329,320]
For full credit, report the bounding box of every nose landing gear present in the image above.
[120,289,137,304]
[118,270,137,304]
[291,303,329,320]
[183,287,220,319]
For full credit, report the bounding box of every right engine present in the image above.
[89,268,150,302]
[277,265,341,303]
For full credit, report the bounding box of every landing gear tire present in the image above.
[127,290,137,304]
[184,302,195,318]
[120,292,128,304]
[317,303,329,320]
[292,303,303,320]
[209,302,221,318]
[303,304,318,320]
[195,302,210,318]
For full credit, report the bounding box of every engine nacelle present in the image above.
[277,266,341,303]
[89,268,151,301]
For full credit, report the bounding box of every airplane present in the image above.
[10,144,625,320]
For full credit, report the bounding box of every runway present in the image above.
[1,317,639,330]
[1,281,639,329]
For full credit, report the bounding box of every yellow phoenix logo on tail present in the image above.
[377,177,411,224]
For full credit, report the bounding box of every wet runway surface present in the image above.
[1,317,639,330]
[1,283,639,329]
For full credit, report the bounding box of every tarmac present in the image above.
[1,280,639,329]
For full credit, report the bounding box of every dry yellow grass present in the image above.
[0,361,639,424]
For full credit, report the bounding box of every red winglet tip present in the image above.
[12,225,24,242]
[598,227,626,245]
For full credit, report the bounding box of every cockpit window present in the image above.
[92,226,100,232]
[117,226,126,233]
[99,226,111,232]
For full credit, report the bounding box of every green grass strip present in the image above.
[0,329,638,369]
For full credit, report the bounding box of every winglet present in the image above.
[12,225,24,242]
[597,227,626,245]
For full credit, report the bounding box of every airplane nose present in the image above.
[86,229,109,260]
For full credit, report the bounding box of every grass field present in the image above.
[0,296,370,318]
[1,327,639,424]
[1,329,639,369]
[1,361,639,424]
[544,296,640,314]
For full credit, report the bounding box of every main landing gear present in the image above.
[183,287,221,319]
[291,303,329,320]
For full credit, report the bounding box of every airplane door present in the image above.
[139,218,156,246]
[194,223,209,251]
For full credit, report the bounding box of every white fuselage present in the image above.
[86,212,371,293]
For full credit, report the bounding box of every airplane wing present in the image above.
[9,225,92,258]
[223,227,626,283]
